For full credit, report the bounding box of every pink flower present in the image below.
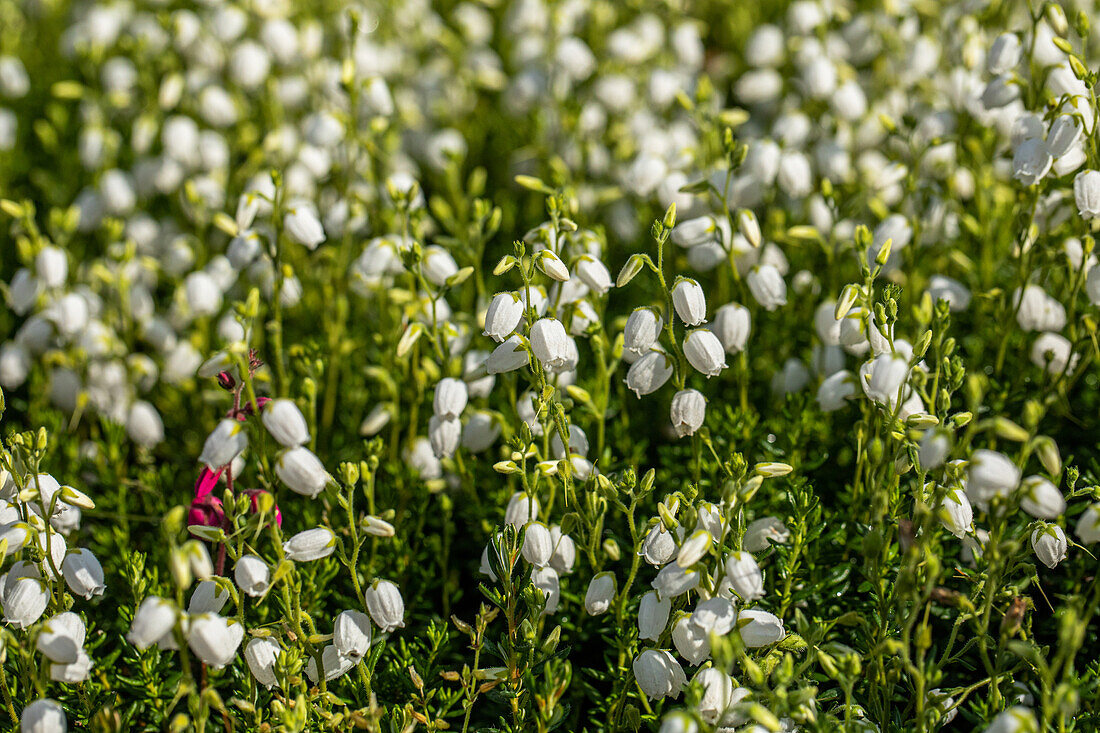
[243,489,282,527]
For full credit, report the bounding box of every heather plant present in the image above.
[3,0,1100,731]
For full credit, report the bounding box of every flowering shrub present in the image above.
[2,0,1100,731]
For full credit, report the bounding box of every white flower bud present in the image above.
[245,637,281,688]
[234,555,270,597]
[584,572,616,615]
[198,419,247,471]
[127,597,177,650]
[670,389,706,437]
[19,699,66,733]
[188,614,244,668]
[483,292,524,342]
[737,608,785,647]
[712,303,751,353]
[671,279,707,326]
[36,612,85,664]
[262,399,310,447]
[283,527,336,561]
[624,308,663,354]
[275,447,331,498]
[638,590,671,641]
[1019,475,1066,520]
[284,206,325,249]
[433,378,468,420]
[334,610,372,659]
[1031,525,1067,569]
[522,522,553,568]
[724,551,764,601]
[677,530,712,568]
[683,330,727,377]
[626,351,674,397]
[422,246,458,285]
[633,649,687,699]
[536,250,570,282]
[364,579,405,632]
[746,265,787,311]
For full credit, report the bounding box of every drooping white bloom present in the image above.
[672,615,711,665]
[817,370,856,411]
[860,353,909,406]
[584,572,616,615]
[188,580,230,615]
[966,449,1021,508]
[127,597,177,650]
[1012,137,1052,186]
[548,526,576,575]
[987,33,1021,74]
[1074,170,1100,219]
[126,401,164,448]
[188,614,244,667]
[669,389,706,437]
[652,563,699,600]
[633,649,687,699]
[919,429,951,470]
[275,447,331,498]
[746,264,787,310]
[530,566,561,615]
[529,318,573,370]
[3,576,49,629]
[1019,476,1066,520]
[305,644,355,683]
[262,399,310,447]
[433,378,468,420]
[712,303,751,353]
[626,351,674,396]
[486,334,530,374]
[364,579,405,632]
[19,699,66,733]
[284,206,325,249]
[638,590,671,641]
[724,551,764,601]
[683,330,727,377]
[1030,332,1075,374]
[1076,504,1100,544]
[641,524,679,566]
[61,549,105,599]
[36,612,85,664]
[671,279,707,326]
[982,706,1037,733]
[234,555,270,597]
[283,527,336,561]
[423,246,459,285]
[536,250,570,282]
[198,419,247,471]
[938,488,973,539]
[624,308,663,355]
[483,292,524,342]
[575,255,612,294]
[334,610,372,659]
[522,522,553,568]
[1031,525,1068,569]
[505,492,540,527]
[692,598,737,635]
[744,517,790,551]
[245,637,282,688]
[737,609,785,647]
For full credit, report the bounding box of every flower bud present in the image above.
[575,255,612,294]
[937,488,973,539]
